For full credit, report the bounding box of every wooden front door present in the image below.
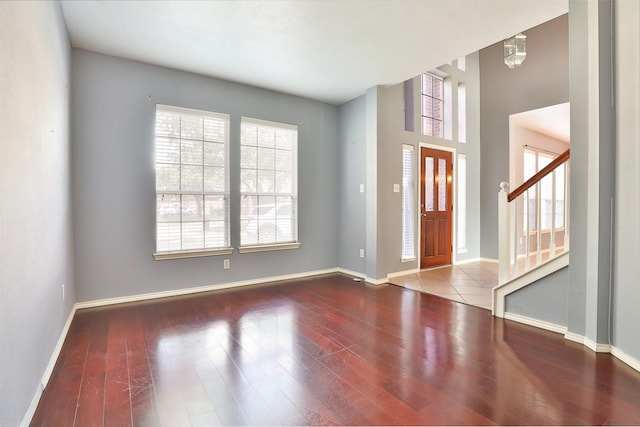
[420,147,453,268]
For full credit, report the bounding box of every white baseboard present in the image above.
[504,312,567,335]
[564,331,585,345]
[510,318,640,374]
[387,268,420,279]
[336,267,365,280]
[611,346,640,372]
[335,268,387,285]
[76,268,339,310]
[20,306,76,427]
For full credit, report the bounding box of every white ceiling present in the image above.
[60,0,568,105]
[512,102,571,143]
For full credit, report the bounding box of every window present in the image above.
[154,105,231,258]
[421,73,443,138]
[457,83,466,143]
[404,78,415,132]
[240,118,298,250]
[523,149,565,231]
[456,56,466,72]
[402,145,416,260]
[457,154,467,252]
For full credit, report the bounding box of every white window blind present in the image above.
[402,145,416,260]
[154,105,230,255]
[457,154,467,252]
[240,118,298,247]
[422,73,443,138]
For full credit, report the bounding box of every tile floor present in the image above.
[388,261,498,310]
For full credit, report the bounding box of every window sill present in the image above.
[239,242,301,254]
[154,247,234,260]
[401,257,416,263]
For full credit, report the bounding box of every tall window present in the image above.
[240,118,298,248]
[457,83,466,143]
[402,145,416,260]
[523,149,565,231]
[457,154,467,252]
[154,105,230,257]
[421,73,443,138]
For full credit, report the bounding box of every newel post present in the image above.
[498,182,510,285]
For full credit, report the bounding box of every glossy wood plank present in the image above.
[31,274,640,426]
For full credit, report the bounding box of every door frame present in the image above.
[418,142,458,267]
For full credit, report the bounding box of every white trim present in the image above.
[365,277,388,286]
[76,268,337,310]
[584,337,612,353]
[335,268,387,286]
[387,268,420,279]
[240,115,298,131]
[493,251,569,317]
[20,306,76,427]
[564,331,585,345]
[504,312,567,335]
[336,267,366,280]
[156,104,230,121]
[611,346,640,372]
[238,242,301,254]
[417,142,458,267]
[154,247,234,260]
[504,320,640,374]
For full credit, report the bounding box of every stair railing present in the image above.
[498,149,570,284]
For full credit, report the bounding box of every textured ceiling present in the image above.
[60,0,568,105]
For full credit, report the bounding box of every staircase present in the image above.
[493,149,570,317]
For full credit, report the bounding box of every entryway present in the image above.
[388,261,497,310]
[420,147,453,269]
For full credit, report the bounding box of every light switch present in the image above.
[393,184,400,193]
[360,184,365,193]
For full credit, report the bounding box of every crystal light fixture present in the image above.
[504,33,527,68]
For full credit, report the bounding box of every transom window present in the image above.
[421,73,444,138]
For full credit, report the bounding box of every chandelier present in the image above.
[504,33,527,68]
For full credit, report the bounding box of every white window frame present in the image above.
[523,148,566,232]
[153,104,232,260]
[239,117,300,253]
[421,73,444,138]
[402,144,416,261]
[457,154,467,253]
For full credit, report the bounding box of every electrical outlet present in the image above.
[61,284,65,301]
[359,249,365,258]
[223,259,230,270]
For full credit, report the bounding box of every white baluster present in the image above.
[498,182,510,285]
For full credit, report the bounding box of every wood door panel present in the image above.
[420,147,452,268]
[423,219,435,257]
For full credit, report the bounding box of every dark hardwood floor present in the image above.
[31,274,640,426]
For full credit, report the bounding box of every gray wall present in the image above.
[364,54,482,280]
[612,0,640,361]
[479,15,569,259]
[337,95,367,273]
[505,267,568,326]
[0,2,74,426]
[71,50,339,302]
